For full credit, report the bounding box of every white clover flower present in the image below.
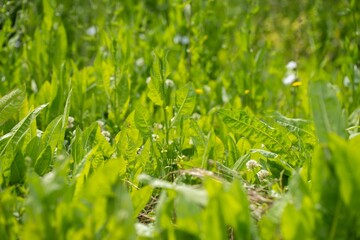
[67,116,75,128]
[257,169,269,180]
[191,112,201,120]
[282,73,297,85]
[153,123,163,130]
[31,80,38,93]
[152,134,159,142]
[221,87,229,103]
[181,36,189,45]
[343,76,351,87]
[97,120,105,129]
[174,35,189,45]
[246,160,260,170]
[101,130,111,142]
[86,26,97,36]
[135,57,145,67]
[286,61,297,71]
[36,129,43,138]
[165,79,175,88]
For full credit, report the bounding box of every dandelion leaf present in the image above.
[218,109,292,153]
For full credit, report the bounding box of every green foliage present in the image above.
[0,0,359,239]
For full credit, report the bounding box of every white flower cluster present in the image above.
[246,159,270,181]
[97,120,111,142]
[152,134,160,142]
[246,159,260,170]
[67,116,75,128]
[282,61,297,85]
[101,130,111,142]
[257,170,269,181]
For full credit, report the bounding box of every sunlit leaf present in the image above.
[0,88,26,126]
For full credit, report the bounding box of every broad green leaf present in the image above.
[135,104,152,138]
[0,88,26,126]
[226,135,239,166]
[309,81,347,143]
[172,83,196,125]
[34,146,52,176]
[147,78,164,106]
[116,112,142,161]
[131,185,153,218]
[41,115,63,153]
[147,52,165,106]
[10,151,27,184]
[212,135,224,161]
[74,146,102,198]
[115,75,131,118]
[219,109,292,153]
[57,89,72,152]
[0,103,49,156]
[26,137,42,166]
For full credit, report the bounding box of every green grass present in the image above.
[1,0,360,239]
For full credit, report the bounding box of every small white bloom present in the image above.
[152,134,159,142]
[86,26,97,36]
[343,76,351,87]
[146,77,151,84]
[37,129,43,138]
[97,120,105,129]
[173,35,181,44]
[246,160,260,170]
[257,169,269,180]
[135,57,145,67]
[153,123,163,130]
[101,130,111,142]
[191,113,201,120]
[286,61,297,71]
[31,80,38,93]
[101,130,111,138]
[282,73,296,85]
[203,85,211,94]
[181,36,189,45]
[165,79,175,88]
[221,87,229,103]
[67,116,75,128]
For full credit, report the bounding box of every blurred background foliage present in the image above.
[1,0,359,119]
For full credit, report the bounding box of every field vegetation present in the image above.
[0,0,360,239]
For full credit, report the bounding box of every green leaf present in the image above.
[309,81,347,143]
[58,89,72,152]
[135,104,152,138]
[172,83,196,125]
[34,145,52,176]
[0,88,26,126]
[10,151,27,184]
[219,109,292,153]
[131,185,153,218]
[41,115,63,153]
[147,78,164,106]
[147,52,165,106]
[0,103,49,156]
